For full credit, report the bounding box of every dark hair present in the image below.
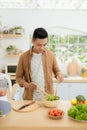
[32,27,48,39]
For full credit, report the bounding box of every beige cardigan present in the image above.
[16,48,62,100]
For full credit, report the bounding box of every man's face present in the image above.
[32,38,48,53]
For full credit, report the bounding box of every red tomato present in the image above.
[57,109,62,113]
[54,111,58,116]
[0,90,6,96]
[57,113,61,116]
[49,109,63,117]
[79,101,84,104]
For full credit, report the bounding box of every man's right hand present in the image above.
[23,82,37,90]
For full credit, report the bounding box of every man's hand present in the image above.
[56,74,64,83]
[23,82,37,90]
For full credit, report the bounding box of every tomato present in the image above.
[49,109,63,117]
[0,90,6,96]
[57,109,62,113]
[57,113,61,116]
[54,111,58,116]
[49,111,54,116]
[79,101,84,104]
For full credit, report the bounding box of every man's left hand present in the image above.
[56,74,64,83]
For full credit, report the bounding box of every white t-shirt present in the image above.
[31,53,45,100]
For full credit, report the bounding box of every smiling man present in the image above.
[16,27,64,100]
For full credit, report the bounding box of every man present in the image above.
[16,27,64,100]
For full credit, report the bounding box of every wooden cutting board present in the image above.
[67,58,80,76]
[12,100,40,112]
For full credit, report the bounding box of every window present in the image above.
[48,35,87,63]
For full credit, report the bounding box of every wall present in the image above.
[0,9,87,73]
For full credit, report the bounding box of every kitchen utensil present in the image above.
[55,85,58,96]
[0,79,8,101]
[36,85,49,96]
[0,100,11,117]
[67,58,80,76]
[43,99,60,108]
[18,101,35,110]
[12,100,40,112]
[0,73,12,101]
[55,81,59,96]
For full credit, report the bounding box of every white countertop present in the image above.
[53,76,87,83]
[10,75,87,83]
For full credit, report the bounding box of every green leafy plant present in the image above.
[6,45,16,52]
[67,104,87,121]
[76,95,86,102]
[47,34,87,63]
[0,109,3,115]
[46,94,60,101]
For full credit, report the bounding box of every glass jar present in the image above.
[0,79,8,97]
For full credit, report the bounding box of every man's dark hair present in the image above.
[33,27,48,39]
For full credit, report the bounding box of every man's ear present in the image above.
[32,39,34,45]
[32,39,36,45]
[32,38,36,43]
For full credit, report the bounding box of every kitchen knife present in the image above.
[18,101,35,110]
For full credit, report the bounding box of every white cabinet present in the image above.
[53,83,87,100]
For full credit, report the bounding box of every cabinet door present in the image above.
[53,83,69,100]
[69,83,87,99]
[53,82,87,100]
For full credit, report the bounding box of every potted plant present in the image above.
[14,26,24,34]
[9,27,16,34]
[6,45,16,54]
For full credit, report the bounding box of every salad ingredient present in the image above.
[84,100,87,104]
[49,109,63,117]
[46,94,60,101]
[71,99,77,105]
[0,90,6,96]
[67,104,87,121]
[0,109,3,115]
[76,95,86,102]
[81,67,87,78]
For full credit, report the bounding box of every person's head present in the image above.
[32,27,48,53]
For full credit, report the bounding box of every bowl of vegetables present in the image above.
[48,108,64,119]
[43,94,60,108]
[67,103,87,122]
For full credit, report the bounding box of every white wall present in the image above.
[0,9,87,71]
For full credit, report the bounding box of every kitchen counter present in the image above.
[0,100,87,130]
[53,76,87,83]
[10,75,87,83]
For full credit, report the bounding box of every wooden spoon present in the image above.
[55,81,59,96]
[36,85,49,96]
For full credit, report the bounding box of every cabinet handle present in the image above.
[68,84,72,87]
